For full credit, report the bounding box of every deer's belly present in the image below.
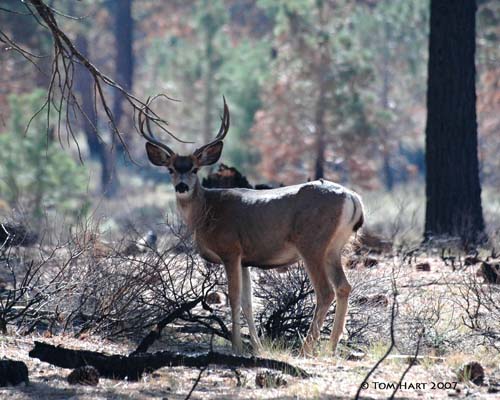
[242,245,300,269]
[195,234,300,269]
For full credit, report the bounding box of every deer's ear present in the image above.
[146,143,172,166]
[196,141,223,166]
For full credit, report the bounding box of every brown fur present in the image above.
[145,118,364,355]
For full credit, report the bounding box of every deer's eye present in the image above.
[192,168,199,174]
[168,168,174,174]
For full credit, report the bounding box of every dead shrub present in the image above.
[0,218,231,349]
[254,263,393,349]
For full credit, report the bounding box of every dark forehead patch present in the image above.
[173,156,194,173]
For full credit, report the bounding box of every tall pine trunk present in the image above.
[203,31,215,145]
[74,34,117,197]
[313,0,328,180]
[424,0,485,245]
[112,0,134,161]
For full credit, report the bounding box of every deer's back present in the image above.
[196,180,355,267]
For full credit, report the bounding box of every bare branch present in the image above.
[3,0,186,161]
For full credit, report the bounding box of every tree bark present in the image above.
[313,82,327,180]
[203,18,217,145]
[74,34,118,197]
[112,0,134,161]
[424,0,485,245]
[380,22,394,191]
[313,1,328,180]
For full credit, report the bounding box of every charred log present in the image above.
[29,341,310,380]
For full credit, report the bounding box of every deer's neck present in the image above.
[176,180,207,230]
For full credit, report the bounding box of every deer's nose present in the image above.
[175,182,189,193]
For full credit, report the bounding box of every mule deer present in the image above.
[142,98,364,355]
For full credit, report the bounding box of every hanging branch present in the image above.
[0,0,188,161]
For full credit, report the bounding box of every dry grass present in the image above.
[2,180,500,398]
[1,256,499,399]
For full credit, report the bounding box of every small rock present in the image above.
[369,294,389,307]
[234,369,246,387]
[206,292,224,304]
[0,359,29,386]
[477,260,500,284]
[488,385,500,394]
[464,255,480,266]
[346,351,366,361]
[255,370,287,388]
[457,361,485,385]
[416,262,431,272]
[123,231,157,256]
[356,294,389,308]
[67,365,100,386]
[358,231,393,254]
[363,257,378,268]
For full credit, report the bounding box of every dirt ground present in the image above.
[1,257,499,399]
[0,333,499,399]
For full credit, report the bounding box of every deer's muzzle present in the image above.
[175,182,189,193]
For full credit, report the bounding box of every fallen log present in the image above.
[29,341,310,380]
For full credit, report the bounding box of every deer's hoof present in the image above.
[299,345,314,358]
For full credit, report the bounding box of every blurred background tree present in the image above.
[0,90,89,225]
[0,0,498,242]
[424,0,485,244]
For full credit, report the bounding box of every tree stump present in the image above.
[0,359,29,386]
[457,361,485,385]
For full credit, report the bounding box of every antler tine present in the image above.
[139,97,175,156]
[214,95,230,141]
[194,96,230,155]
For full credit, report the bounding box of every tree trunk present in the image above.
[112,0,134,154]
[380,23,394,191]
[313,82,327,180]
[313,1,328,180]
[74,34,118,197]
[424,0,485,245]
[203,28,216,145]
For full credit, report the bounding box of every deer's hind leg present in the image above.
[326,246,351,354]
[300,252,335,356]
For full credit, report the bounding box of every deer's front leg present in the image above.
[242,267,263,353]
[223,256,243,354]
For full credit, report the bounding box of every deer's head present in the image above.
[143,98,230,199]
